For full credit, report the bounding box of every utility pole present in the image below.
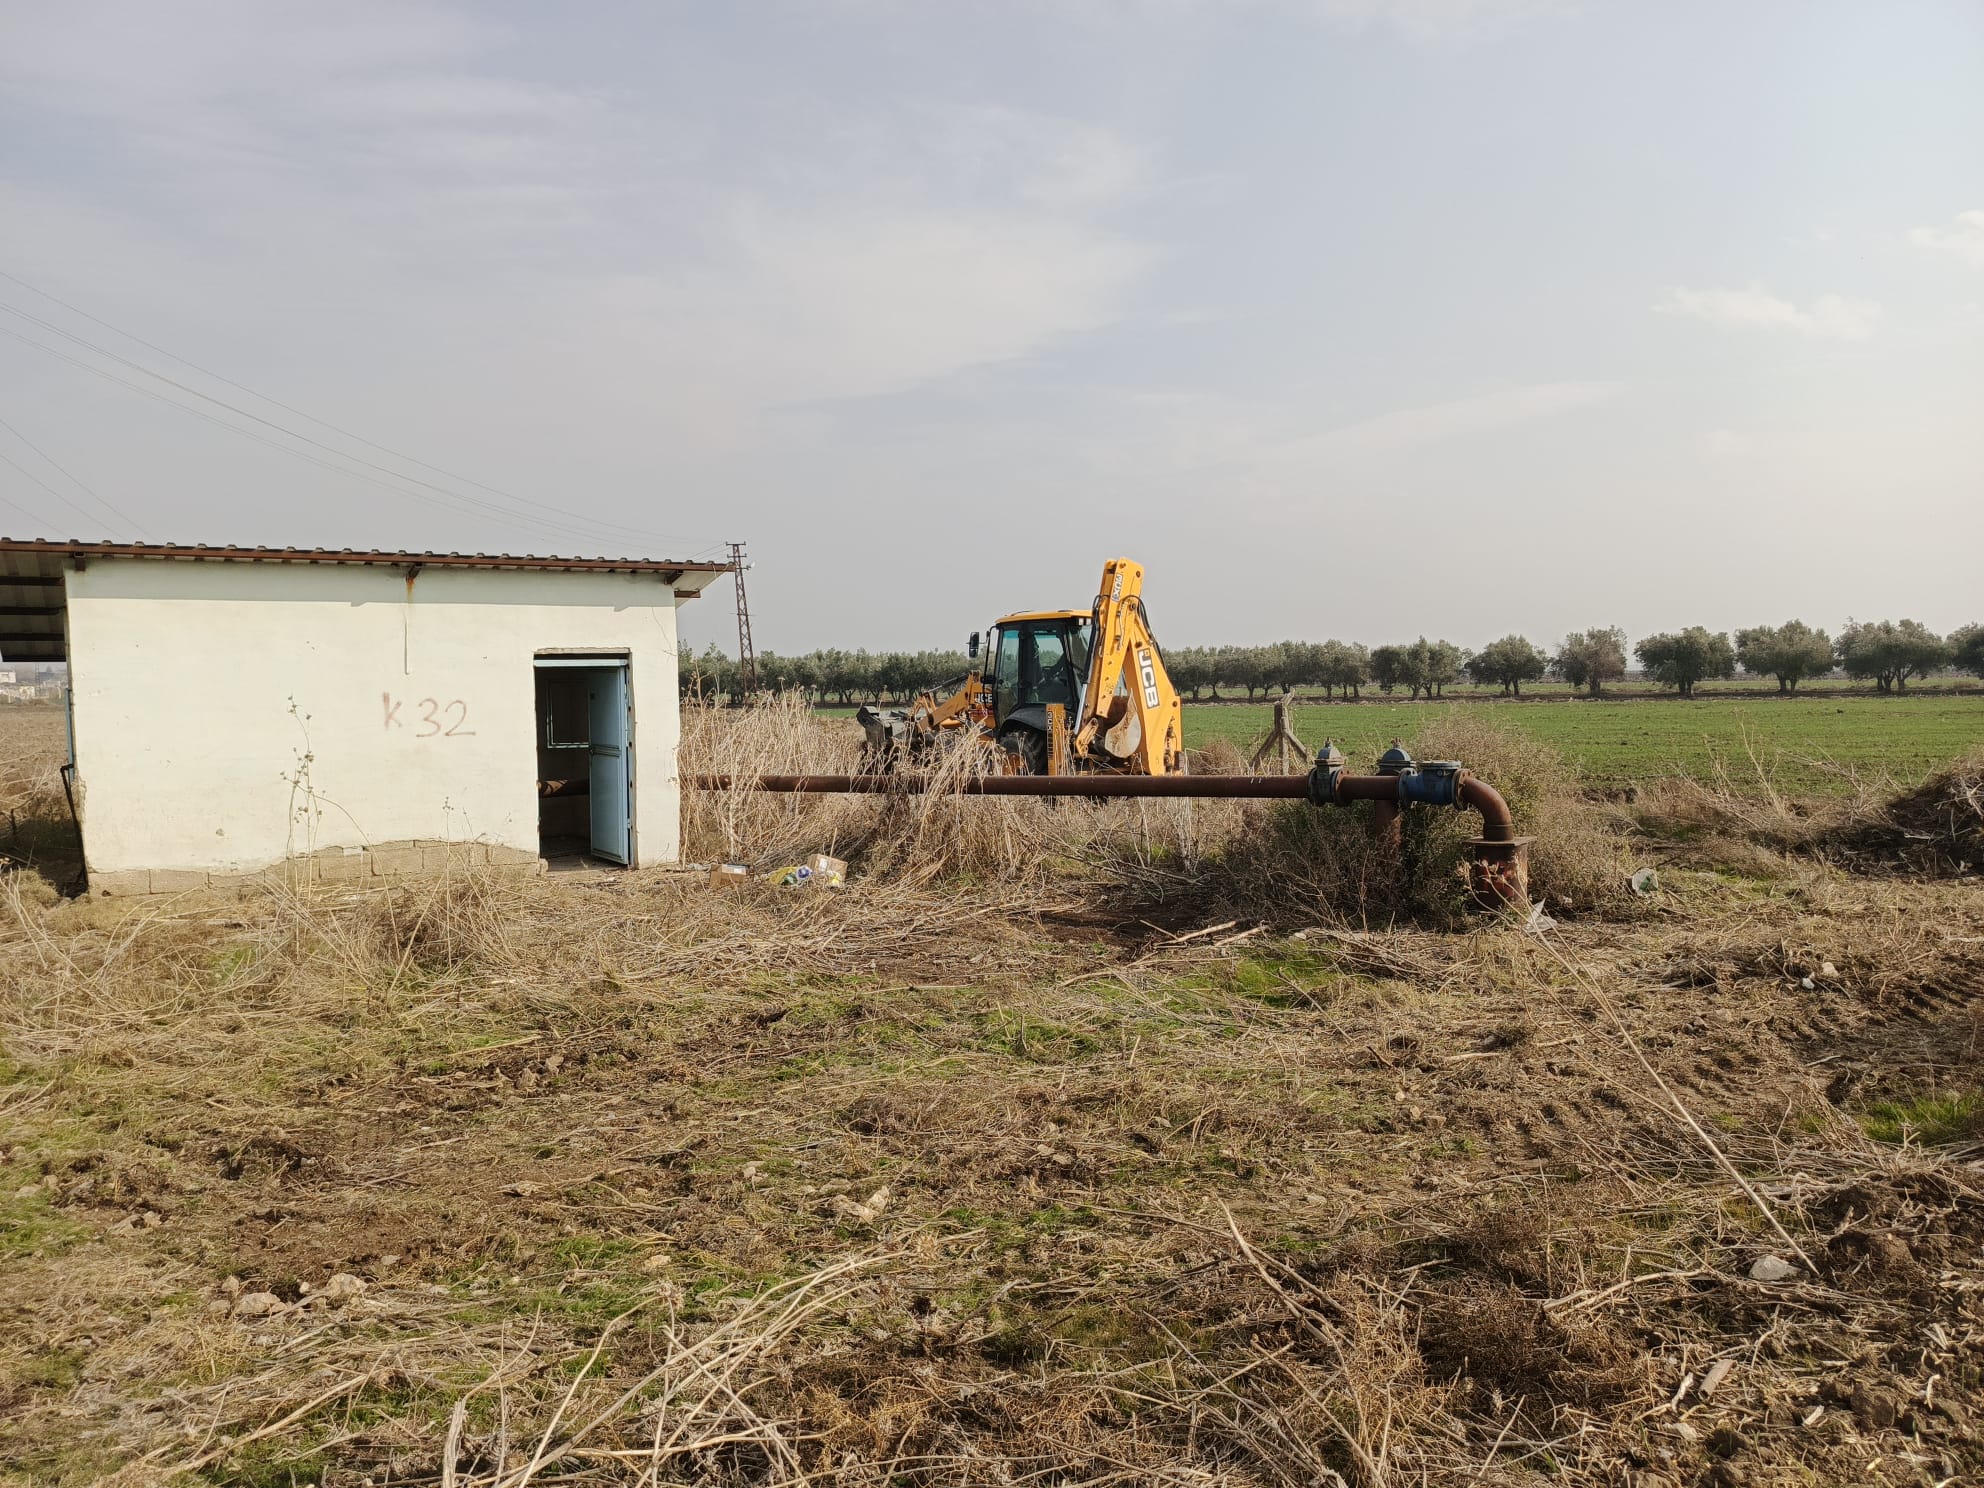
[727,541,757,694]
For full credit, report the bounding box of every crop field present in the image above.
[4,701,1984,1487]
[1182,695,1984,796]
[822,694,1983,796]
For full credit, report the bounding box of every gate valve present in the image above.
[1375,742,1416,777]
[1306,740,1349,807]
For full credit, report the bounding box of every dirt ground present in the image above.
[0,705,81,891]
[3,710,1982,1487]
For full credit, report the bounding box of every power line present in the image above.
[1,266,647,530]
[0,413,147,537]
[0,325,622,547]
[1,323,717,554]
[0,266,705,551]
[0,302,675,553]
[0,462,49,526]
[0,267,719,554]
[0,447,83,529]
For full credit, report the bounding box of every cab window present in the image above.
[993,620,1089,720]
[993,626,1023,721]
[1066,620,1093,683]
[1023,626,1077,708]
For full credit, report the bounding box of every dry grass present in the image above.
[0,705,77,896]
[1628,740,1984,888]
[0,705,66,814]
[4,705,1984,1485]
[681,696,1112,889]
[683,702,1638,929]
[682,697,1245,906]
[1114,714,1640,930]
[1821,748,1984,877]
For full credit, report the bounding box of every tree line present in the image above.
[682,619,1984,702]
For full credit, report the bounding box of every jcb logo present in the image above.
[1137,647,1160,708]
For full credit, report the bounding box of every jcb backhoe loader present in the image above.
[857,557,1185,776]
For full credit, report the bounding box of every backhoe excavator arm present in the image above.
[1069,558,1184,774]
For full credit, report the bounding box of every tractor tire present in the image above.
[996,726,1048,776]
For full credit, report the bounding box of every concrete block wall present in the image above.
[88,839,548,898]
[65,560,687,877]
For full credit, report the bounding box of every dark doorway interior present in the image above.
[533,660,632,866]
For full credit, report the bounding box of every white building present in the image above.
[0,540,731,894]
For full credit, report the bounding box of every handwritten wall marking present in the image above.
[383,693,476,737]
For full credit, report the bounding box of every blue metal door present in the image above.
[587,666,630,863]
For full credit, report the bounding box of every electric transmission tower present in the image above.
[727,541,757,693]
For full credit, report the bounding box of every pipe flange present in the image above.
[1307,761,1346,807]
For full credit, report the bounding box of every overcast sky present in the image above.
[2,0,1980,657]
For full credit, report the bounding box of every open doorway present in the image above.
[533,656,633,866]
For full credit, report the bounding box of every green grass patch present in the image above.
[0,1181,91,1261]
[977,1008,1100,1063]
[1860,1091,1982,1146]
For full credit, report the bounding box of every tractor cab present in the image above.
[985,612,1094,730]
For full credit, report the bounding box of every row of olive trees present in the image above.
[684,620,1984,702]
[1136,621,1974,700]
[1628,619,1982,696]
[681,644,971,702]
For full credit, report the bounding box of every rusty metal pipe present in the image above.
[1329,775,1406,803]
[690,772,1311,799]
[1458,776,1516,843]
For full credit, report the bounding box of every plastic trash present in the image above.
[767,853,846,888]
[1749,1254,1796,1282]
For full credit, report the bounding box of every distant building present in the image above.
[0,540,731,895]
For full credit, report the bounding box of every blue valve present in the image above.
[1375,742,1415,776]
[1398,760,1463,808]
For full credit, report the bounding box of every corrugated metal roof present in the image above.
[0,538,735,664]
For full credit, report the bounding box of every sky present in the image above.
[1,0,1980,658]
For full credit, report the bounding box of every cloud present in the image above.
[1076,380,1618,490]
[1277,380,1617,458]
[0,1,1154,423]
[1656,285,1881,341]
[1077,0,1566,40]
[1303,0,1569,39]
[1909,210,1984,268]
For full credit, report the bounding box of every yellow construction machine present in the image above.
[858,557,1185,776]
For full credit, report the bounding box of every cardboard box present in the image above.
[806,853,847,888]
[708,863,751,891]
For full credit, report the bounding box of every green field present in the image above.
[825,694,1983,793]
[1182,695,1984,794]
[809,698,1984,797]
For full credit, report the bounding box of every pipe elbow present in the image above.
[1459,774,1515,841]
